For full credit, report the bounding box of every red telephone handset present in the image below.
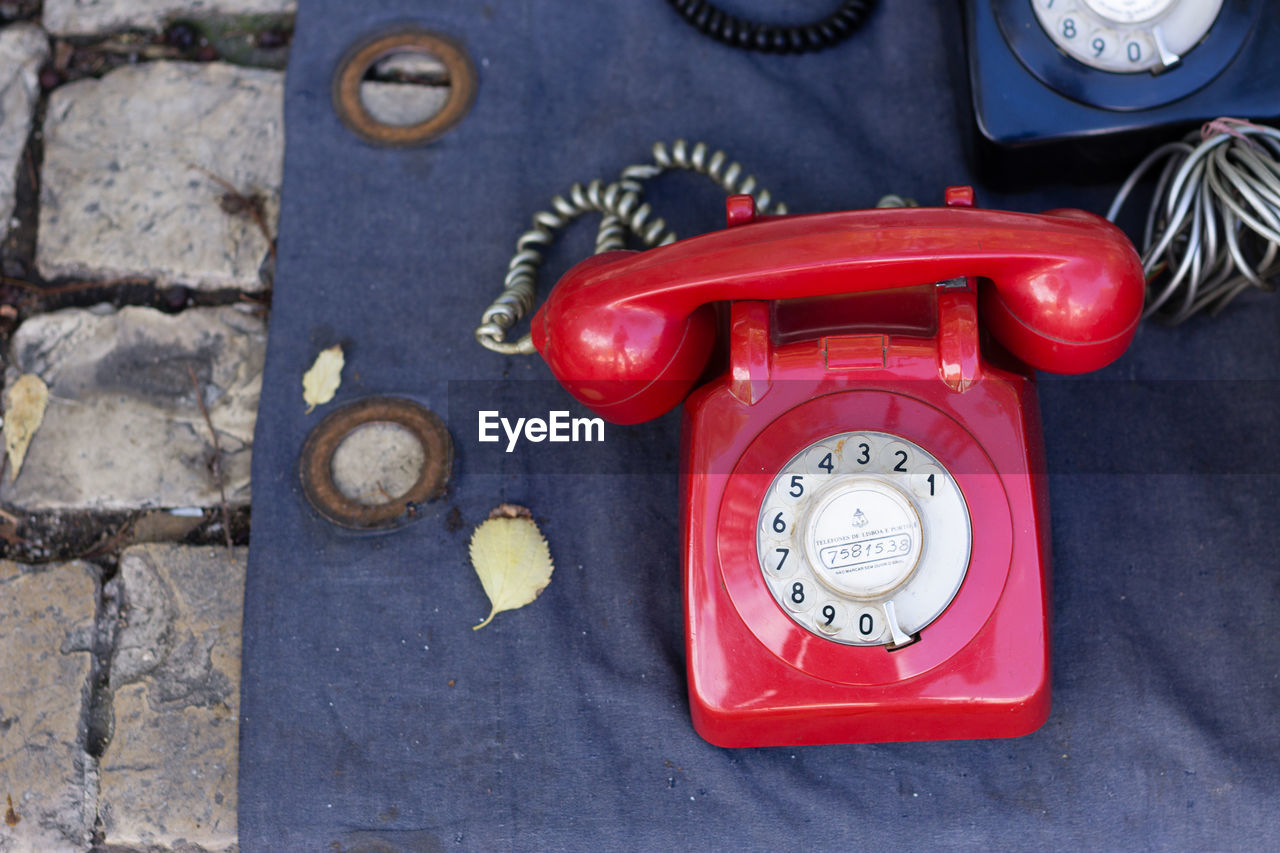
[533,189,1144,746]
[533,189,1142,423]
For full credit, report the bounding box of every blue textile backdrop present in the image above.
[240,1,1280,849]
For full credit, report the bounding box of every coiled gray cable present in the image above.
[1107,120,1280,324]
[475,140,788,354]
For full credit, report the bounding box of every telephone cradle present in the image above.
[531,188,1145,747]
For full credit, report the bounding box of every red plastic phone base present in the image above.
[681,332,1052,747]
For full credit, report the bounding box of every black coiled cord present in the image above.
[665,0,876,53]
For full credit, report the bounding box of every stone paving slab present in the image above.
[44,0,297,37]
[37,61,283,291]
[0,560,96,853]
[0,24,46,246]
[1,304,266,512]
[98,544,244,852]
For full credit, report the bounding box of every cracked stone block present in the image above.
[44,0,297,37]
[0,24,46,245]
[98,545,245,852]
[0,304,265,512]
[38,61,282,291]
[0,560,96,853]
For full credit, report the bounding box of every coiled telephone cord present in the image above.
[665,0,877,53]
[476,140,788,354]
[1107,119,1280,324]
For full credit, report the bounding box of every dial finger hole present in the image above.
[814,600,844,635]
[881,441,914,475]
[762,544,799,580]
[1087,27,1121,62]
[852,605,886,643]
[910,463,945,499]
[760,504,795,541]
[775,472,812,505]
[840,434,875,470]
[1120,31,1155,67]
[783,578,815,613]
[802,444,839,475]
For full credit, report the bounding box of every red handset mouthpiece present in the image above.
[531,251,719,425]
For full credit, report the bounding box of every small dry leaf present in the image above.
[4,374,49,481]
[302,345,344,413]
[469,504,553,630]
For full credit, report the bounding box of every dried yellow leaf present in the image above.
[4,374,48,481]
[302,345,344,413]
[469,505,554,630]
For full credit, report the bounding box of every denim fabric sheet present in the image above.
[240,1,1280,849]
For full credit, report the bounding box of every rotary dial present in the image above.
[756,431,971,647]
[1032,0,1224,74]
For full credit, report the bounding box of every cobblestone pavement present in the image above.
[0,4,298,852]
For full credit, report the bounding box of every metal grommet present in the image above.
[332,27,477,147]
[300,397,452,529]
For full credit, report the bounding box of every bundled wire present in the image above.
[1107,119,1280,324]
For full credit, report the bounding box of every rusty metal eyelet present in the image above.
[300,397,452,529]
[332,27,477,147]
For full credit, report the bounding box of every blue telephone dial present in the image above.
[966,0,1279,147]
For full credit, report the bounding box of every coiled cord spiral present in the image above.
[476,140,787,354]
[665,0,876,53]
[1107,119,1280,324]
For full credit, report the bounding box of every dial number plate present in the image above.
[1032,0,1224,74]
[756,432,971,647]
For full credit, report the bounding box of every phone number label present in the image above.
[819,534,913,572]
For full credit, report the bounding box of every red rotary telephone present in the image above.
[532,187,1144,746]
